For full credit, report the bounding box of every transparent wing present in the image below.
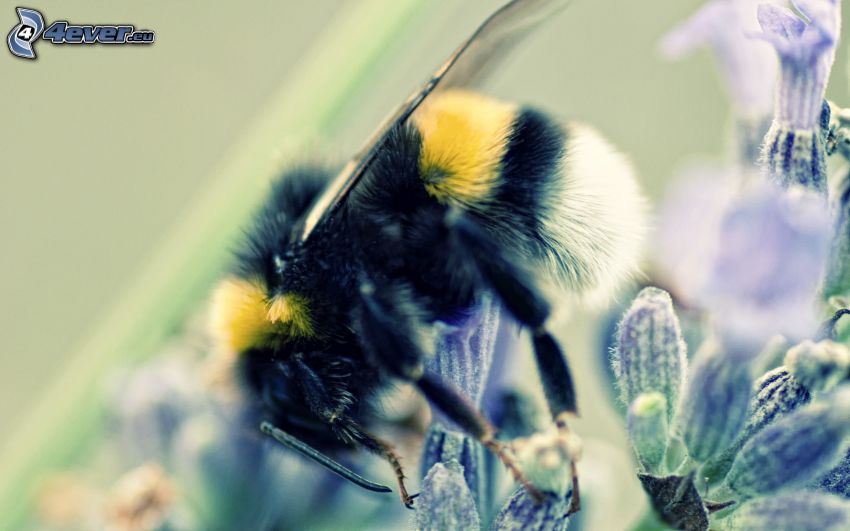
[298,0,570,242]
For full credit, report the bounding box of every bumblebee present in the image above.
[208,0,645,512]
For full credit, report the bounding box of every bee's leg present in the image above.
[355,278,544,503]
[287,354,415,507]
[444,209,581,513]
[342,421,416,509]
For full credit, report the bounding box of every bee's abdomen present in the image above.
[414,90,646,303]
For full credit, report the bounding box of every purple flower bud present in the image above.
[627,393,669,473]
[421,294,500,511]
[718,492,850,530]
[415,462,480,531]
[677,340,752,463]
[612,287,687,424]
[726,386,850,498]
[703,366,811,483]
[817,447,850,498]
[421,427,488,513]
[427,294,499,425]
[490,488,571,531]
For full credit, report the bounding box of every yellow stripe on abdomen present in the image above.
[413,90,516,205]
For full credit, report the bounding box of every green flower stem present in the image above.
[0,1,430,528]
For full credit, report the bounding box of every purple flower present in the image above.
[757,0,842,190]
[653,164,740,302]
[421,294,500,512]
[698,182,831,351]
[757,0,840,130]
[659,0,777,118]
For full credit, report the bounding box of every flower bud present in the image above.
[612,287,687,423]
[676,340,752,463]
[785,340,850,392]
[421,426,487,512]
[726,386,850,498]
[817,447,850,498]
[490,488,571,531]
[627,393,668,473]
[719,492,850,531]
[703,366,811,483]
[415,461,480,531]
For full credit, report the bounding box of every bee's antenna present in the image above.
[260,421,393,494]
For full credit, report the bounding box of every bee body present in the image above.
[208,0,645,509]
[210,89,644,463]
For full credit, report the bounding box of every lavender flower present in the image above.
[627,393,668,474]
[612,287,687,423]
[718,492,850,530]
[421,294,499,511]
[415,462,481,531]
[659,0,778,165]
[725,385,850,498]
[698,182,831,351]
[659,0,776,117]
[758,0,842,190]
[676,340,752,463]
[653,165,740,301]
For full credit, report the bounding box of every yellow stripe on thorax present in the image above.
[413,90,516,205]
[209,277,314,353]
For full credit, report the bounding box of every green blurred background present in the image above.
[2,0,850,527]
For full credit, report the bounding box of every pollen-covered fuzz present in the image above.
[718,492,850,531]
[512,428,580,498]
[415,461,480,531]
[725,385,850,499]
[676,340,752,463]
[627,392,669,473]
[785,339,850,393]
[612,287,687,423]
[757,0,841,191]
